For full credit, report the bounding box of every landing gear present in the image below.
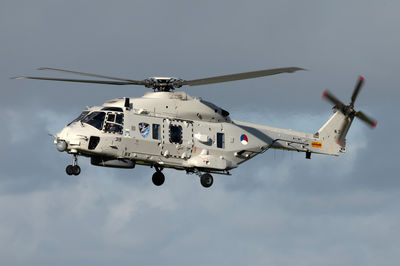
[189,169,215,188]
[200,173,213,188]
[152,166,165,186]
[66,154,81,176]
[66,165,81,175]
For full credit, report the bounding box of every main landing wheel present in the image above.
[200,173,213,188]
[152,171,165,186]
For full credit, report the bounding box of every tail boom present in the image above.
[232,109,352,160]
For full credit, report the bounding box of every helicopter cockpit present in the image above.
[69,107,124,134]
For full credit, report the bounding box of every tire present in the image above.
[66,165,74,175]
[72,165,81,176]
[152,171,165,186]
[200,173,213,188]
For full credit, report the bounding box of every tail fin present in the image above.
[315,110,354,155]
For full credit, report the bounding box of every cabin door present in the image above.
[161,119,194,159]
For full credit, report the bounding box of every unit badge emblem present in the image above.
[139,123,150,138]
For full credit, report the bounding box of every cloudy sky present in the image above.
[1,0,399,265]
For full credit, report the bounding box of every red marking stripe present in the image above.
[336,140,344,147]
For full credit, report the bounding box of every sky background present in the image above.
[1,0,399,265]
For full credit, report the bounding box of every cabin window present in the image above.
[169,125,182,144]
[82,112,106,130]
[217,133,224,148]
[152,124,160,140]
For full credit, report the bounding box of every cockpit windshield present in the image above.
[73,110,124,133]
[68,111,89,125]
[82,112,106,130]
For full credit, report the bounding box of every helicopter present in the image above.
[13,67,377,188]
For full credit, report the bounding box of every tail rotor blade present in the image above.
[322,90,346,111]
[355,111,377,128]
[350,76,364,106]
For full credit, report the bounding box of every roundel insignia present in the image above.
[240,134,248,145]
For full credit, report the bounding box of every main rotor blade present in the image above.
[350,76,364,106]
[355,110,377,128]
[322,90,346,111]
[181,67,304,86]
[38,67,146,85]
[12,76,137,85]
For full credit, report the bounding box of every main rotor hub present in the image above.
[144,77,184,91]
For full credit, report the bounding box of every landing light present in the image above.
[56,140,67,152]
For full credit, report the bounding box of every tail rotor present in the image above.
[322,76,377,146]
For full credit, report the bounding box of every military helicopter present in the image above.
[13,67,376,188]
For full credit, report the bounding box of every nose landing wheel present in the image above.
[66,165,81,176]
[66,154,81,176]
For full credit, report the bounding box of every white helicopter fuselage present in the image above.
[55,91,348,175]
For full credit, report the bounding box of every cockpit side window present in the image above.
[82,112,106,130]
[107,113,116,122]
[104,112,124,134]
[104,123,123,134]
[116,114,123,124]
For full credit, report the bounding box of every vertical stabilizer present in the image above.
[316,110,353,155]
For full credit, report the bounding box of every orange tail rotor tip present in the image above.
[322,90,327,99]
